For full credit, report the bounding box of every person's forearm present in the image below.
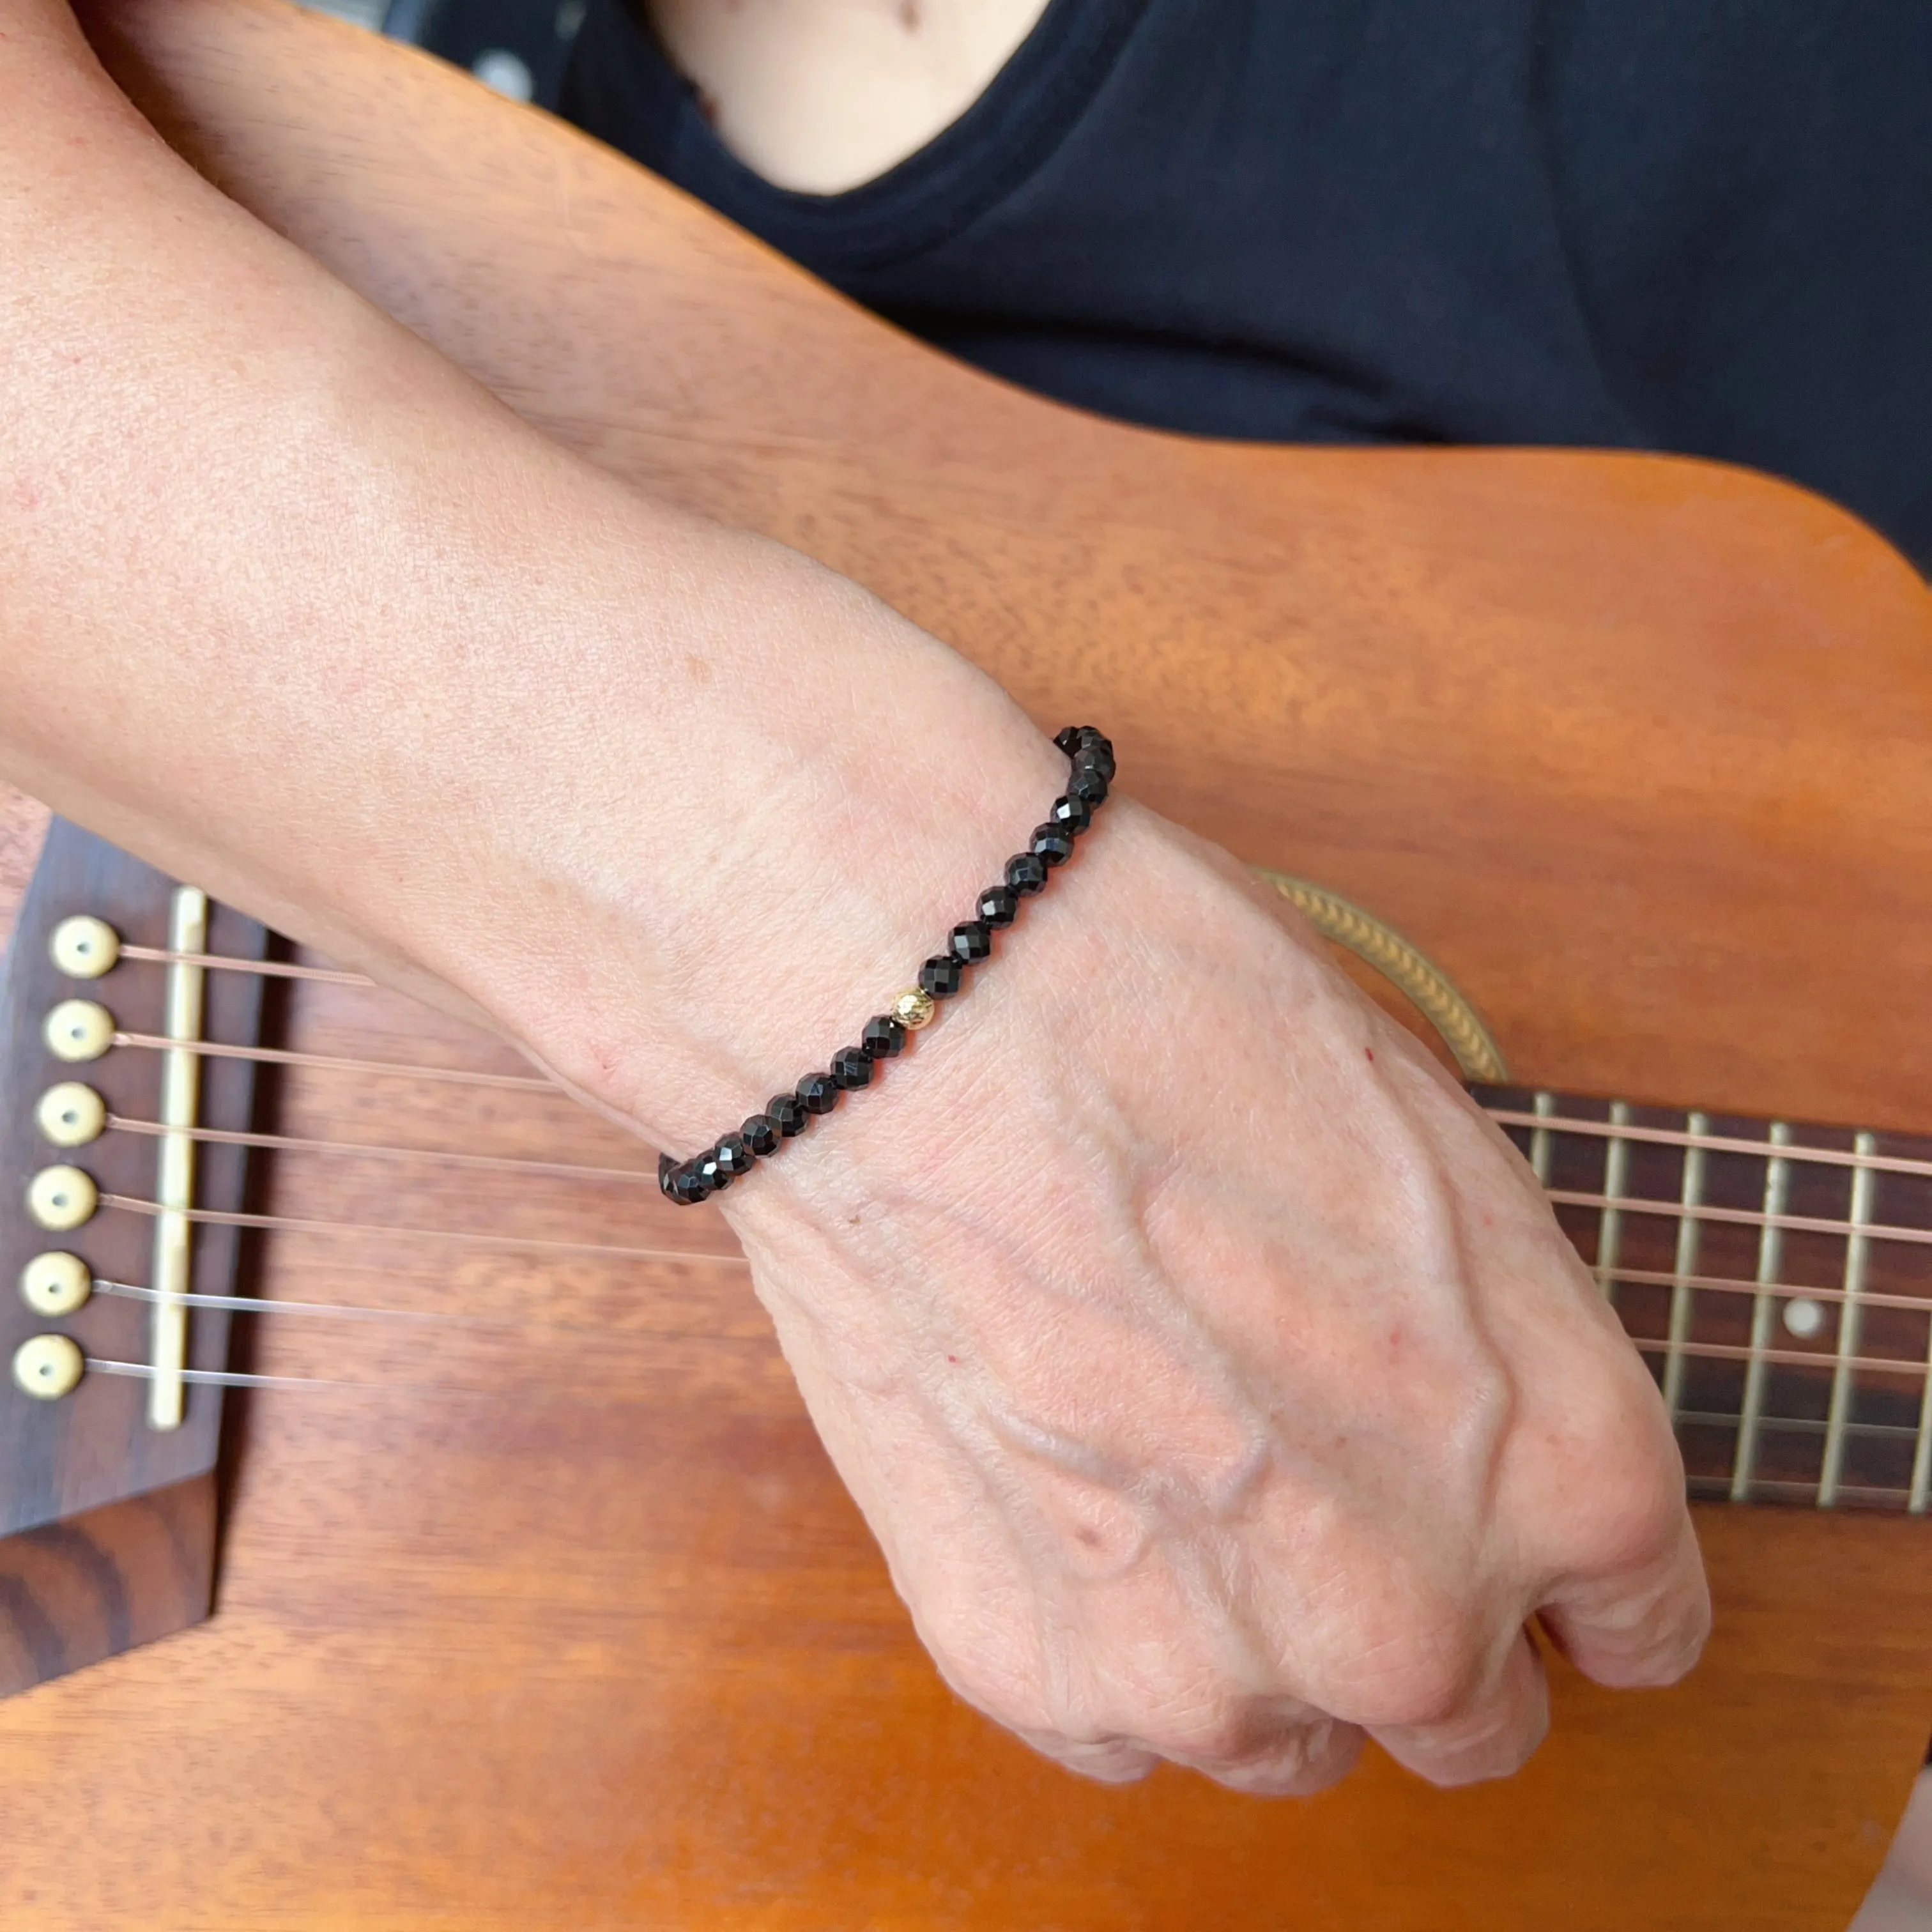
[0,0,1059,1142]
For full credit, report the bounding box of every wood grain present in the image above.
[0,3,1924,1924]
[4,965,1930,1927]
[0,1473,214,1699]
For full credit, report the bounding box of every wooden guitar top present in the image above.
[0,3,1927,1924]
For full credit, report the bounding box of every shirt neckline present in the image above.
[635,0,1154,271]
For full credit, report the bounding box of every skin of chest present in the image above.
[641,0,1053,192]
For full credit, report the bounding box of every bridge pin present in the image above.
[19,1252,91,1318]
[27,1165,98,1233]
[12,1335,84,1402]
[49,915,120,979]
[35,1081,107,1149]
[43,999,113,1063]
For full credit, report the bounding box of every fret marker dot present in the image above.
[1782,1296,1825,1339]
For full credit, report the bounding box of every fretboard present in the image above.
[1482,1088,1932,1513]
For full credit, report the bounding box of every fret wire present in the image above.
[1543,1188,1932,1251]
[1661,1113,1708,1425]
[1484,1107,1932,1183]
[105,1114,658,1185]
[116,946,374,986]
[96,1192,749,1265]
[1594,1100,1632,1307]
[110,1031,555,1091]
[1819,1132,1879,1507]
[1527,1091,1556,1186]
[1912,1308,1932,1517]
[1731,1123,1792,1503]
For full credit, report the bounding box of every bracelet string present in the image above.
[657,726,1116,1205]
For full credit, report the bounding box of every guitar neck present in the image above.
[1490,1089,1932,1512]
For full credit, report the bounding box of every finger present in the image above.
[1170,1713,1366,1798]
[1366,1627,1549,1787]
[1013,1727,1162,1786]
[1539,1506,1711,1689]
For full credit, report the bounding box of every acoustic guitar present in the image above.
[4,2,1932,1924]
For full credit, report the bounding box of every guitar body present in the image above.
[1,2,1929,1922]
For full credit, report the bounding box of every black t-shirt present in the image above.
[560,0,1931,571]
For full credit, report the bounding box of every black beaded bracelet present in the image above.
[657,726,1115,1205]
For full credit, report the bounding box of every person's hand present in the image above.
[0,0,1703,1784]
[590,765,1710,1795]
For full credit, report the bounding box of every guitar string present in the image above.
[104,1114,661,1186]
[95,1191,744,1265]
[80,1179,1932,1323]
[92,1276,485,1323]
[113,946,374,986]
[86,948,1932,1176]
[1487,1108,1932,1182]
[84,1179,1932,1259]
[90,947,1932,1175]
[83,1357,438,1395]
[95,1031,1932,1179]
[72,1334,1932,1414]
[86,1278,776,1349]
[61,976,1932,1448]
[110,1031,554,1091]
[95,1108,1932,1193]
[1541,1188,1932,1252]
[73,1235,1932,1356]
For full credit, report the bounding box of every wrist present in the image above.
[441,526,1066,1151]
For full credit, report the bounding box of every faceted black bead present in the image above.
[669,1162,713,1206]
[831,1046,873,1089]
[695,1146,733,1192]
[1030,824,1076,868]
[713,1133,756,1178]
[949,920,993,963]
[659,1151,680,1200]
[1048,793,1092,834]
[767,1092,809,1136]
[862,1014,907,1059]
[1066,762,1110,807]
[977,884,1020,928]
[1006,852,1049,895]
[1054,725,1084,754]
[740,1113,781,1156]
[797,1072,841,1115]
[919,954,966,997]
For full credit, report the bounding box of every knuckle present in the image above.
[1141,1696,1257,1767]
[1322,1620,1488,1729]
[1574,1452,1687,1575]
